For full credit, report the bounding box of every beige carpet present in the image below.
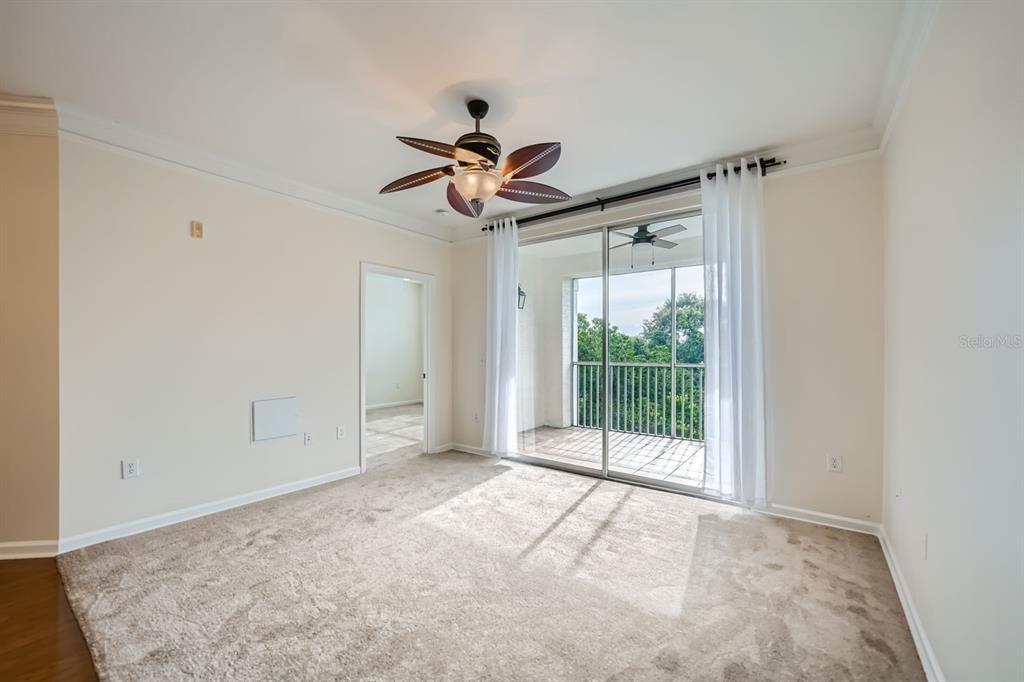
[59,447,924,681]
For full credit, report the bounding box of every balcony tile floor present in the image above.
[518,426,705,487]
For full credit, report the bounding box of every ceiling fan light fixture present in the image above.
[380,99,570,217]
[453,168,503,202]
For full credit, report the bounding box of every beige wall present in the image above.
[0,96,60,545]
[453,158,885,523]
[452,239,487,446]
[59,136,454,538]
[881,2,1023,679]
[763,157,884,521]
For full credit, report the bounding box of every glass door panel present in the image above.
[606,215,707,488]
[515,229,604,472]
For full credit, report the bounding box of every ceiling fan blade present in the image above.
[379,166,452,194]
[495,180,570,204]
[397,137,486,164]
[651,223,686,238]
[653,238,678,249]
[446,181,482,218]
[610,231,633,242]
[609,242,634,250]
[502,142,562,179]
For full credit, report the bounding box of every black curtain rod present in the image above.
[481,157,785,231]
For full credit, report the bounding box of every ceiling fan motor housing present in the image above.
[455,131,501,167]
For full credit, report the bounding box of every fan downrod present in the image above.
[457,99,500,165]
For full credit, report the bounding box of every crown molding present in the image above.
[765,149,881,181]
[874,0,941,149]
[451,126,883,242]
[0,93,57,137]
[55,105,453,242]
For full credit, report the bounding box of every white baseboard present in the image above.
[58,466,362,554]
[762,503,881,535]
[428,442,495,457]
[879,527,944,682]
[448,442,496,458]
[367,400,422,410]
[0,540,59,560]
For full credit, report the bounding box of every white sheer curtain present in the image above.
[701,159,767,507]
[483,217,519,455]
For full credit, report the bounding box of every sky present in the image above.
[577,265,704,336]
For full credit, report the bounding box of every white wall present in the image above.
[881,2,1023,680]
[59,135,453,539]
[517,242,605,433]
[516,252,543,432]
[364,273,422,408]
[454,160,886,523]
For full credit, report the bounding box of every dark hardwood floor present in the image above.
[0,558,97,681]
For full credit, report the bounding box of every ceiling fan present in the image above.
[379,99,571,218]
[610,223,687,268]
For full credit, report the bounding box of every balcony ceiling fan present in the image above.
[379,99,571,218]
[611,223,687,267]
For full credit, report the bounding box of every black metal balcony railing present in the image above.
[573,361,705,441]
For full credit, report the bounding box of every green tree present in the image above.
[576,294,704,364]
[574,295,706,439]
[576,314,647,362]
[639,293,705,364]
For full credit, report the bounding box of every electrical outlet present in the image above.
[189,220,204,239]
[336,426,345,440]
[121,459,140,479]
[303,432,312,446]
[826,454,843,473]
[473,412,479,424]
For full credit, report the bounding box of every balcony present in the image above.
[518,362,706,486]
[573,361,704,439]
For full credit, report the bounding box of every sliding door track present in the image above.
[505,452,740,509]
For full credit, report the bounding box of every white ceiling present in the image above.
[0,1,906,241]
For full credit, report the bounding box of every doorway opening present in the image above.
[360,264,434,470]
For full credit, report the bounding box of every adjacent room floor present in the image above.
[58,444,923,681]
[0,558,97,681]
[366,403,423,456]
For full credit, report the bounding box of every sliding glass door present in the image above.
[516,228,604,472]
[514,213,705,490]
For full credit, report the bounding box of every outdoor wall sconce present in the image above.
[518,286,526,310]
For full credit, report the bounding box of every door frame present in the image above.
[359,262,435,472]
